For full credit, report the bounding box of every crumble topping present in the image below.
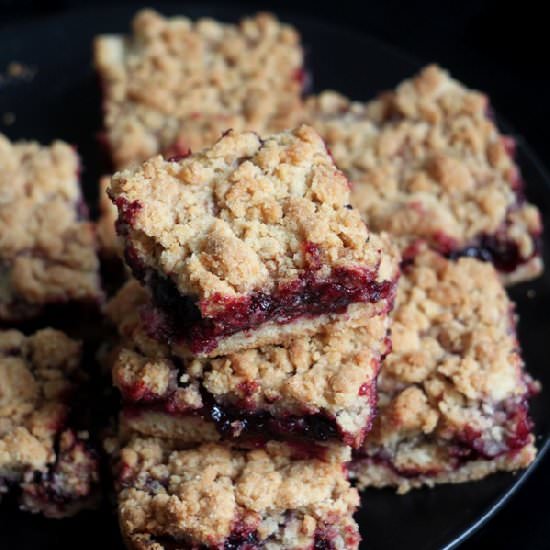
[116,437,359,549]
[0,135,101,321]
[0,328,83,476]
[95,10,305,169]
[109,125,394,303]
[354,248,536,491]
[305,66,542,281]
[106,278,390,447]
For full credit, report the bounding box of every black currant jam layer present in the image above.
[19,429,99,516]
[120,374,379,448]
[145,264,395,354]
[447,232,542,274]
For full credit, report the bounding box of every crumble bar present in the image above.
[306,65,543,285]
[0,328,99,516]
[350,248,537,493]
[109,125,399,355]
[114,436,359,549]
[0,135,102,323]
[105,278,391,448]
[95,10,305,169]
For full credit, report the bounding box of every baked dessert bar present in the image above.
[105,278,391,448]
[95,9,305,169]
[0,329,99,517]
[306,65,543,285]
[350,248,538,493]
[114,436,360,549]
[0,135,102,323]
[109,125,399,356]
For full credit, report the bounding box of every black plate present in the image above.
[1,3,549,549]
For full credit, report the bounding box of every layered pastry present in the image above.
[95,9,305,170]
[0,135,102,323]
[105,278,391,448]
[108,125,399,356]
[0,329,99,516]
[306,65,543,285]
[351,248,538,493]
[112,436,360,549]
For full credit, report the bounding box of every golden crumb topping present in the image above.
[95,10,304,169]
[109,125,394,304]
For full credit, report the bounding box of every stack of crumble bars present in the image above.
[93,10,542,549]
[0,137,101,516]
[104,123,399,549]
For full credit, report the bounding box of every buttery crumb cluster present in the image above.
[351,248,537,492]
[306,65,543,285]
[0,329,99,517]
[0,135,101,323]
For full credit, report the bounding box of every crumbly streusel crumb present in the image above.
[109,124,393,301]
[305,66,543,283]
[352,247,536,489]
[0,134,101,322]
[117,437,359,549]
[95,10,305,169]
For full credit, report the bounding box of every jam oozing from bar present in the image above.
[147,263,394,354]
[119,371,378,448]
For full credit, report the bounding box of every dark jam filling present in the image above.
[23,429,98,508]
[447,232,541,274]
[148,263,394,355]
[223,524,260,550]
[209,402,341,444]
[149,524,260,549]
[120,373,378,448]
[123,398,349,445]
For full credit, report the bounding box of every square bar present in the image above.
[113,436,360,549]
[108,125,399,356]
[0,329,99,516]
[95,9,305,169]
[0,135,101,323]
[306,65,543,285]
[350,248,537,492]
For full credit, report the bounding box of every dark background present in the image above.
[0,1,548,548]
